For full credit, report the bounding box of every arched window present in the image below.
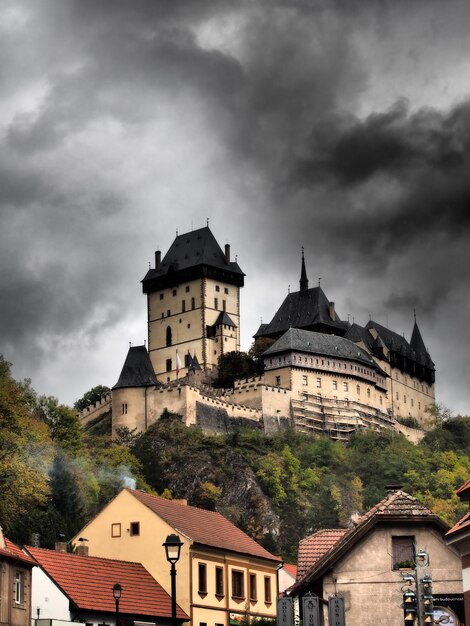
[166,326,172,347]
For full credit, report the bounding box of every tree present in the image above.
[213,352,260,388]
[33,395,83,454]
[74,385,111,412]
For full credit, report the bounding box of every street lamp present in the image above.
[163,534,184,626]
[112,583,122,626]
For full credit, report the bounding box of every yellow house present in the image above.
[72,489,281,626]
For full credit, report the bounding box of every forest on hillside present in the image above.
[1,355,469,562]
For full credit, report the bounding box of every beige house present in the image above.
[0,528,34,626]
[72,489,281,626]
[290,490,463,626]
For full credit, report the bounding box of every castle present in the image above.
[79,226,436,440]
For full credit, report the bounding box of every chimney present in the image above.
[155,250,161,271]
[173,499,188,506]
[225,244,230,264]
[76,544,89,557]
[55,542,67,553]
[329,302,336,320]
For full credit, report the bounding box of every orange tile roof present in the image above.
[456,479,470,499]
[283,563,298,578]
[0,539,35,566]
[446,511,470,537]
[128,489,280,562]
[297,530,347,579]
[25,546,188,620]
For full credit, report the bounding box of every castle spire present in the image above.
[300,246,308,292]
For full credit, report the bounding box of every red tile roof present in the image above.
[297,530,347,579]
[456,479,470,499]
[0,539,35,566]
[283,563,298,579]
[25,546,188,620]
[128,489,280,562]
[446,511,470,537]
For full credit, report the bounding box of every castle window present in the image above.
[166,326,172,347]
[396,392,399,400]
[418,402,421,410]
[191,297,195,309]
[121,403,128,415]
[167,309,171,317]
[343,382,348,392]
[223,300,226,311]
[182,300,186,312]
[224,287,229,294]
[214,297,218,309]
[332,380,337,390]
[172,289,177,296]
[367,388,371,398]
[186,286,190,292]
[184,354,189,367]
[216,285,220,292]
[160,293,164,300]
[166,359,172,372]
[356,385,360,395]
[411,398,414,407]
[188,323,190,328]
[316,377,321,388]
[404,395,407,403]
[303,375,308,386]
[275,376,281,386]
[161,312,164,318]
[380,396,383,405]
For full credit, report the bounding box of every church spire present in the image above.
[300,247,308,292]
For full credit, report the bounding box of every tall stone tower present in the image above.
[142,226,245,382]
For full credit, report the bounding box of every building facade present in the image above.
[0,529,34,626]
[291,490,464,626]
[78,225,436,440]
[72,489,280,626]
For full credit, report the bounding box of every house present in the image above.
[445,478,470,625]
[278,564,297,595]
[24,543,188,626]
[0,527,35,626]
[290,490,463,626]
[72,489,281,626]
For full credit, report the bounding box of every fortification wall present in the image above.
[78,393,112,426]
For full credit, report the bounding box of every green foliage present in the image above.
[213,351,261,388]
[33,395,83,454]
[74,385,111,411]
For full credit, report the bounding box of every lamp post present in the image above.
[163,534,183,626]
[112,583,122,626]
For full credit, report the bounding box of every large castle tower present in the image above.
[142,226,245,382]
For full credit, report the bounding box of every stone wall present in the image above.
[78,393,112,426]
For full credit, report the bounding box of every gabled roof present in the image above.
[297,529,348,580]
[254,286,349,339]
[0,539,35,567]
[291,490,449,595]
[366,320,434,370]
[25,546,188,620]
[113,345,159,389]
[262,327,383,373]
[127,489,280,563]
[456,479,470,500]
[142,227,244,292]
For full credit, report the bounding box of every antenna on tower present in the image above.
[207,217,209,227]
[176,228,178,236]
[318,277,322,288]
[148,261,151,269]
[288,284,291,293]
[144,339,146,347]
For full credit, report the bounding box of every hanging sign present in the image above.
[277,597,293,626]
[303,594,320,626]
[328,595,345,626]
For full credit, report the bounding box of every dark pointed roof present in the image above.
[142,227,244,293]
[113,346,159,389]
[300,248,308,292]
[213,311,237,327]
[254,286,349,339]
[366,319,434,369]
[263,327,383,372]
[291,490,449,595]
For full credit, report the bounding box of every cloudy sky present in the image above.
[2,0,470,414]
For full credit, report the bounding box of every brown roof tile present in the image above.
[25,546,188,620]
[446,511,470,537]
[128,489,280,562]
[297,530,348,579]
[0,539,35,566]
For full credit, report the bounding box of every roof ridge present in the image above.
[26,545,142,566]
